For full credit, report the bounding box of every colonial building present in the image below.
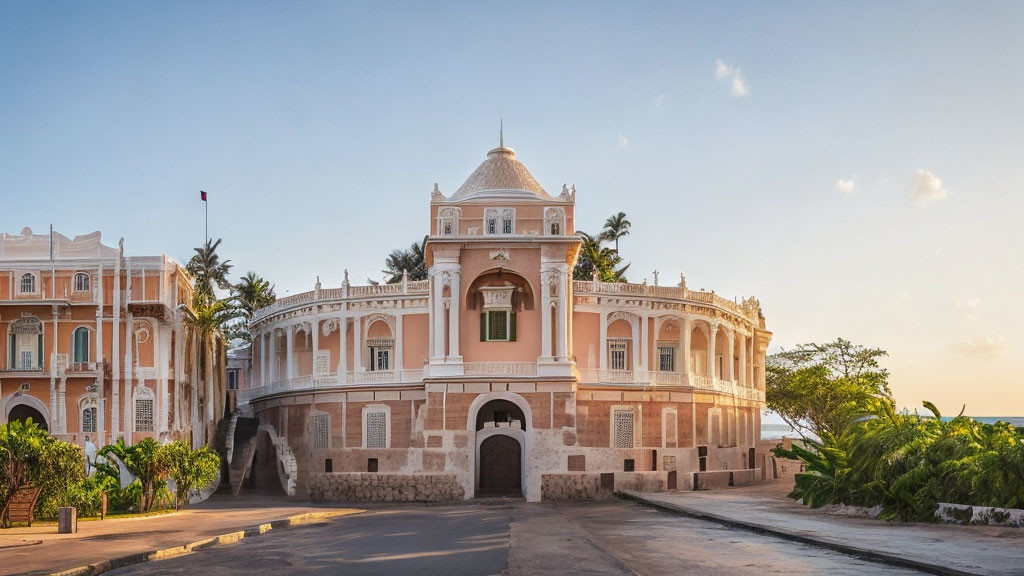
[0,228,222,449]
[238,141,771,502]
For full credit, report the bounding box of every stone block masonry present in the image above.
[541,474,615,500]
[309,473,465,502]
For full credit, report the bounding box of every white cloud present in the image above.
[655,94,665,107]
[954,297,981,321]
[908,169,949,205]
[714,59,749,97]
[834,178,856,195]
[615,134,630,150]
[950,337,1009,359]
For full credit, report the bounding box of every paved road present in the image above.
[109,499,925,576]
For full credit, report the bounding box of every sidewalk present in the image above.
[623,482,1024,576]
[1,490,362,576]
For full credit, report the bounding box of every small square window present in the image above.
[623,459,635,472]
[368,458,379,473]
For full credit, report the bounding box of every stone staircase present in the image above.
[228,417,260,495]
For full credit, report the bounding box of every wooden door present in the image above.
[478,435,521,495]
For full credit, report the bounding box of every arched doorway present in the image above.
[478,435,521,495]
[8,403,47,431]
[472,396,529,498]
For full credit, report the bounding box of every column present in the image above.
[540,271,552,359]
[158,324,170,433]
[124,314,134,438]
[639,314,648,372]
[739,334,747,388]
[598,310,608,372]
[285,326,295,379]
[338,317,348,384]
[49,306,57,433]
[260,330,267,387]
[431,274,445,360]
[311,318,320,380]
[447,270,460,359]
[353,315,362,372]
[708,324,717,379]
[555,269,568,360]
[395,314,404,374]
[681,316,692,379]
[726,331,735,381]
[270,327,278,381]
[96,265,105,442]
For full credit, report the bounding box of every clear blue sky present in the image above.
[2,1,1022,414]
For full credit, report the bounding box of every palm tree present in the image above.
[573,232,630,282]
[185,290,235,443]
[186,238,233,296]
[382,236,428,283]
[233,272,276,320]
[600,212,631,253]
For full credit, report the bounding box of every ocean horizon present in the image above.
[761,416,1024,440]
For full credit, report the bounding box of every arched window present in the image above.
[545,208,565,236]
[73,327,90,363]
[438,208,459,236]
[502,209,514,234]
[485,210,498,235]
[20,273,36,294]
[74,273,90,292]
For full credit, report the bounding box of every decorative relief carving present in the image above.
[489,249,510,261]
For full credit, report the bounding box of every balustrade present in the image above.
[572,280,758,320]
[463,362,538,376]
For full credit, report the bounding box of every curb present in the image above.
[37,510,364,576]
[619,492,983,576]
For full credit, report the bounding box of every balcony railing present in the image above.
[463,362,538,376]
[578,369,765,401]
[239,369,425,404]
[572,280,760,320]
[252,280,430,324]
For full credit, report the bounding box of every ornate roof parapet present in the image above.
[431,183,446,202]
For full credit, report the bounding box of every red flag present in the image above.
[200,190,207,201]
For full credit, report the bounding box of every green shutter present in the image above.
[509,311,516,342]
[480,312,487,341]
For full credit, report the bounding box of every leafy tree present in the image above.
[164,442,220,508]
[776,400,1024,521]
[380,236,427,284]
[573,232,629,282]
[766,338,891,439]
[187,238,234,297]
[601,212,631,253]
[0,419,50,525]
[35,441,88,519]
[99,437,169,512]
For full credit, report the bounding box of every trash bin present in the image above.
[58,507,78,534]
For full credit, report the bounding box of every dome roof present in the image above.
[449,146,551,201]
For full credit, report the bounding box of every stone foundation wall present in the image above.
[309,473,465,502]
[541,474,615,500]
[614,471,665,492]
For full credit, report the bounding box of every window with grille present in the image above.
[443,222,453,235]
[74,273,90,292]
[20,273,35,294]
[227,369,238,390]
[550,221,560,235]
[135,399,154,432]
[613,409,634,448]
[312,413,329,450]
[486,218,496,235]
[503,218,512,234]
[664,410,677,448]
[365,410,388,448]
[315,351,330,376]
[609,340,628,371]
[82,407,97,433]
[658,346,675,372]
